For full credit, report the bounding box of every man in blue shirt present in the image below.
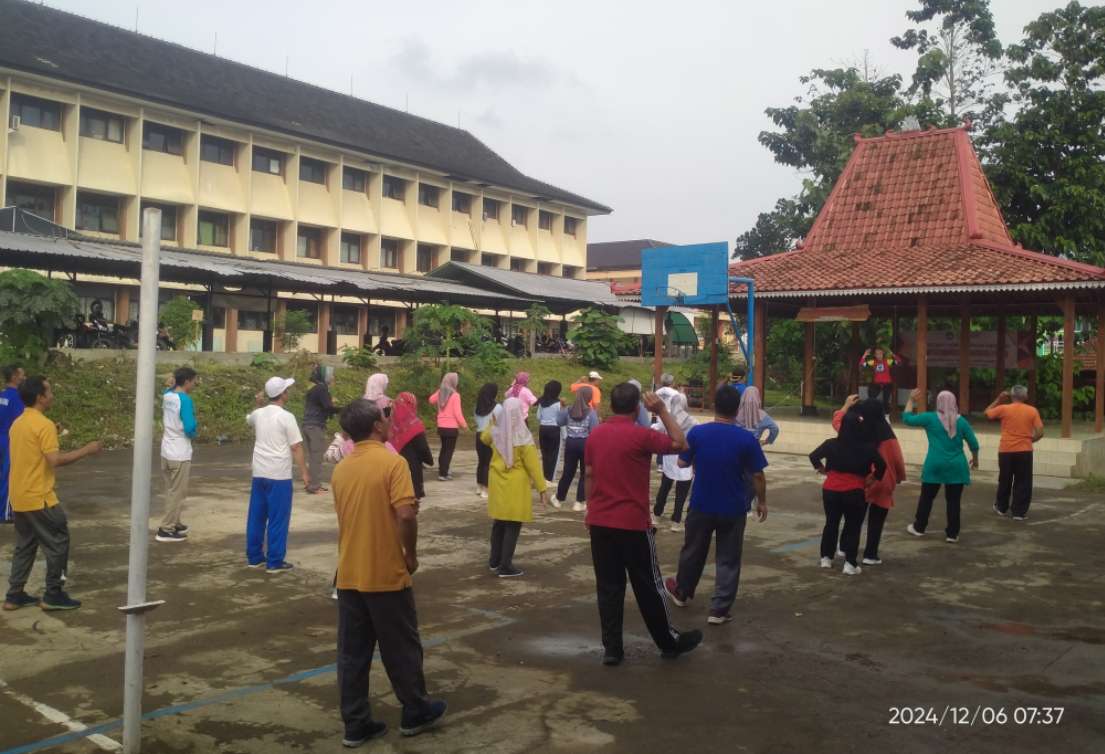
[0,364,26,523]
[665,385,767,625]
[727,367,748,401]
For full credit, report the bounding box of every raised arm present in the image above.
[643,392,686,452]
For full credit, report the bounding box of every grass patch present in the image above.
[1065,474,1105,494]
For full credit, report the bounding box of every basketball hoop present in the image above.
[659,287,686,307]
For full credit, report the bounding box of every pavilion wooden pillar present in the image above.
[848,323,861,395]
[356,306,368,347]
[317,301,332,355]
[916,296,928,411]
[653,306,667,389]
[891,308,901,420]
[1027,315,1038,405]
[707,307,720,408]
[995,309,1007,394]
[753,300,767,398]
[1095,304,1104,434]
[272,300,287,354]
[958,301,971,413]
[225,307,239,354]
[802,322,817,415]
[1061,296,1075,438]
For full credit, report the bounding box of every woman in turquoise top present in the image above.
[902,388,979,543]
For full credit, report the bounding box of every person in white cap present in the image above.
[246,376,310,573]
[570,371,603,412]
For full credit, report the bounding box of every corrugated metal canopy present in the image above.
[424,261,622,314]
[0,229,540,309]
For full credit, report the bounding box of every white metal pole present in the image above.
[122,208,162,754]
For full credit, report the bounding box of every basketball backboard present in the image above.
[640,242,730,307]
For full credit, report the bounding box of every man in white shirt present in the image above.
[656,373,680,409]
[156,367,198,543]
[246,376,310,573]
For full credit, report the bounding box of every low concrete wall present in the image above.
[55,348,403,368]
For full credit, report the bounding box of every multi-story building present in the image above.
[0,0,609,351]
[586,238,670,290]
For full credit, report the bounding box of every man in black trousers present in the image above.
[584,382,703,666]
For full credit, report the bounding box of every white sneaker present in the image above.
[906,524,924,537]
[945,536,959,543]
[670,522,685,533]
[650,514,661,527]
[861,557,882,566]
[842,562,862,575]
[551,498,562,509]
[572,502,585,512]
[819,557,832,569]
[835,549,845,559]
[331,589,338,600]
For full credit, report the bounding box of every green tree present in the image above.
[275,309,312,351]
[0,269,79,365]
[982,1,1105,266]
[891,0,1003,126]
[159,296,201,349]
[570,308,632,371]
[405,303,506,372]
[519,303,553,356]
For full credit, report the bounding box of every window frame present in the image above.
[382,176,406,201]
[79,107,125,144]
[142,122,184,155]
[296,226,323,259]
[510,258,528,272]
[483,198,501,222]
[416,245,436,273]
[197,210,230,248]
[11,94,62,131]
[200,135,236,166]
[332,306,359,335]
[452,192,472,213]
[237,310,270,331]
[538,210,554,231]
[340,233,363,265]
[299,157,328,185]
[511,205,529,228]
[418,184,440,208]
[342,166,367,192]
[75,192,121,235]
[249,218,278,253]
[141,203,178,242]
[7,182,56,221]
[380,238,401,269]
[564,216,579,237]
[251,147,284,176]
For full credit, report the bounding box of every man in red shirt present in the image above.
[860,346,900,414]
[584,382,703,666]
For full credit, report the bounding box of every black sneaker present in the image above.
[602,652,624,667]
[497,567,524,578]
[41,592,81,611]
[400,700,447,737]
[342,720,387,748]
[266,562,295,574]
[174,523,190,534]
[3,592,40,611]
[155,528,187,543]
[661,629,703,659]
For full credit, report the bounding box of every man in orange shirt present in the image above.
[570,371,603,411]
[984,386,1044,521]
[331,399,446,747]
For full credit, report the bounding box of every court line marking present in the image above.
[1027,503,1101,526]
[0,607,515,754]
[0,680,121,752]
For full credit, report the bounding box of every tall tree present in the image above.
[983,1,1105,266]
[891,0,1003,126]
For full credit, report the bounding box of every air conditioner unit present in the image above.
[8,115,20,133]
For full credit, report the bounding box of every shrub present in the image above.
[275,309,312,351]
[159,296,202,349]
[250,353,277,370]
[341,345,378,369]
[0,269,79,366]
[570,307,632,371]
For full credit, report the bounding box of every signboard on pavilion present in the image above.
[899,330,1033,369]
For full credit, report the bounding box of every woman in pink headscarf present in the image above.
[505,371,538,417]
[479,397,548,577]
[903,389,980,543]
[363,372,391,410]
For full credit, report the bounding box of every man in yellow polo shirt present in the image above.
[331,399,446,747]
[3,377,101,612]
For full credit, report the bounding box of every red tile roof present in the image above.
[731,127,1105,296]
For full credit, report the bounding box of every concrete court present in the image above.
[1,436,1103,754]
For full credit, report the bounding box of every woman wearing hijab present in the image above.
[736,386,779,446]
[535,381,563,483]
[652,391,696,532]
[480,397,549,577]
[390,392,434,501]
[473,383,501,499]
[363,372,391,410]
[810,407,887,574]
[555,386,599,511]
[832,396,907,564]
[903,389,979,543]
[505,371,538,417]
[429,372,467,481]
[303,365,339,494]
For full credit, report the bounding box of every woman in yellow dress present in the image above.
[480,397,549,578]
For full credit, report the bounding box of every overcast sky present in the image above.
[48,0,1060,246]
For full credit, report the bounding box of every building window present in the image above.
[564,216,579,237]
[80,108,125,143]
[562,265,580,278]
[340,233,362,264]
[300,157,327,184]
[416,244,437,273]
[450,248,472,262]
[76,193,120,234]
[481,253,502,268]
[381,238,401,269]
[483,198,500,221]
[539,211,554,231]
[7,182,56,221]
[452,192,472,213]
[198,211,230,247]
[332,306,359,335]
[141,203,177,242]
[249,219,278,253]
[538,262,555,276]
[343,167,367,192]
[510,258,528,272]
[297,226,322,259]
[252,147,283,175]
[286,302,318,333]
[237,310,269,331]
[418,184,440,208]
[142,122,184,155]
[200,135,236,166]
[511,205,529,227]
[382,176,406,201]
[11,94,62,131]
